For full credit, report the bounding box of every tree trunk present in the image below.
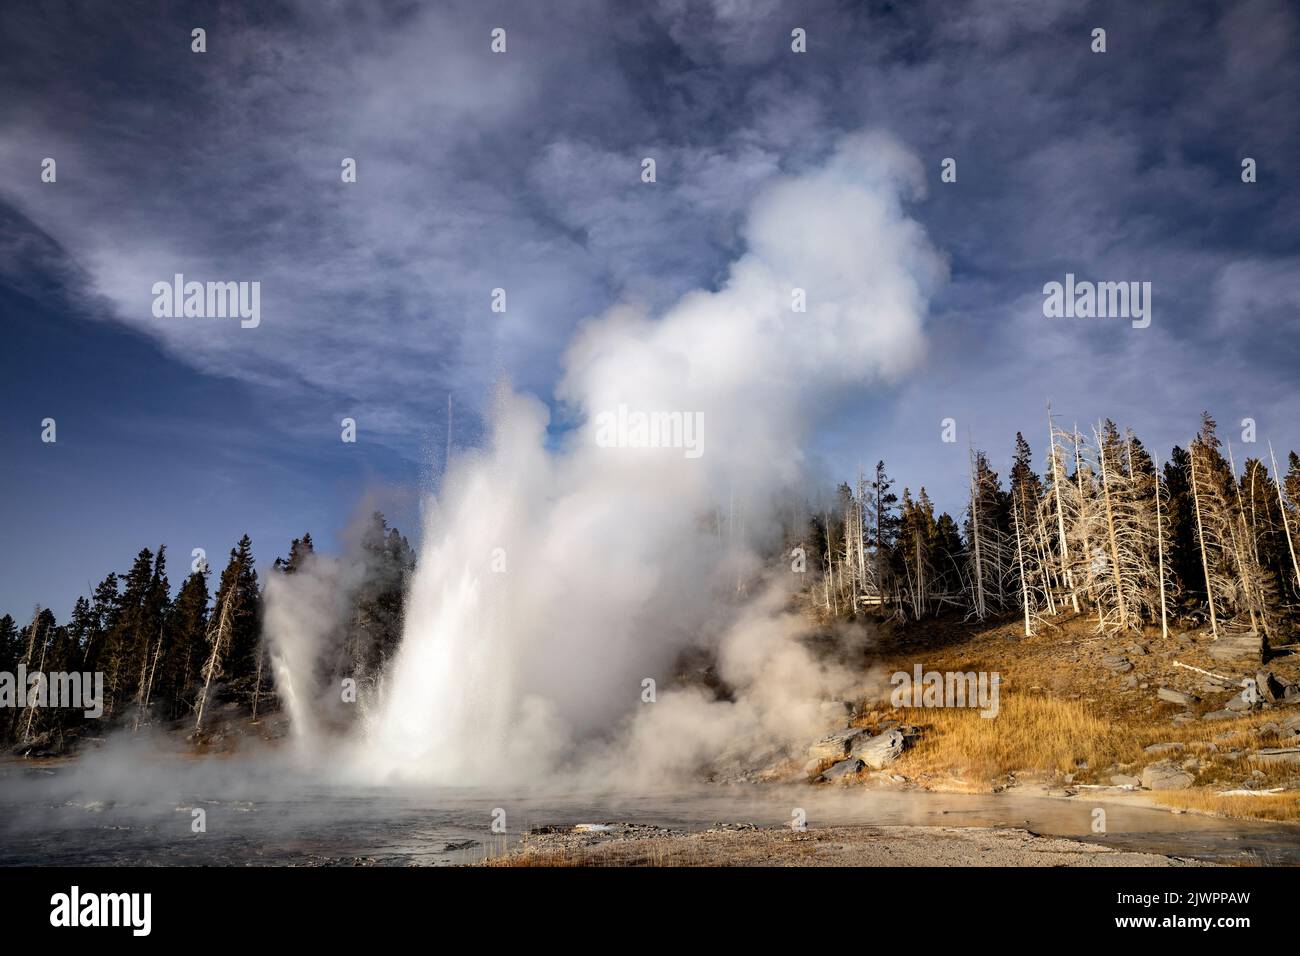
[1048,408,1080,613]
[1189,443,1220,639]
[1154,452,1169,641]
[1096,428,1129,629]
[1013,498,1032,637]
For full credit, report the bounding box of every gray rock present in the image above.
[1225,691,1255,712]
[1256,670,1287,704]
[1157,687,1198,705]
[1102,655,1133,673]
[1143,742,1185,755]
[1202,709,1236,720]
[1247,748,1300,767]
[1110,774,1141,787]
[807,727,867,762]
[1141,761,1195,790]
[1207,632,1262,661]
[851,728,906,769]
[819,758,865,782]
[1128,643,1149,656]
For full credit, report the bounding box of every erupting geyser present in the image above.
[272,132,947,786]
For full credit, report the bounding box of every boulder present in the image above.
[1256,670,1287,704]
[1143,742,1184,755]
[1247,748,1300,767]
[852,728,906,770]
[1202,709,1236,720]
[1207,632,1262,662]
[1157,687,1198,706]
[1141,761,1195,790]
[1110,774,1141,787]
[807,727,867,762]
[819,758,865,782]
[1102,655,1133,673]
[1225,691,1255,713]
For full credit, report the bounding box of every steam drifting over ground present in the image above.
[265,132,945,787]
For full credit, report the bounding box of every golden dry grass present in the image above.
[1154,790,1300,822]
[859,615,1300,820]
[883,693,1131,786]
[860,691,1299,812]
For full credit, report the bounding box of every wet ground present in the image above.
[1,753,1296,866]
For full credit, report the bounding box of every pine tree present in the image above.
[864,462,900,606]
[82,573,120,676]
[1162,446,1202,613]
[65,598,94,671]
[897,488,939,619]
[964,449,1012,620]
[1267,444,1300,604]
[0,614,18,673]
[343,514,415,693]
[163,570,210,720]
[196,536,260,728]
[1189,413,1268,637]
[221,535,262,687]
[131,546,172,729]
[101,549,155,717]
[274,533,315,575]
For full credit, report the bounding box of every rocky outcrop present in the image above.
[819,758,865,782]
[1102,655,1133,673]
[1140,761,1194,790]
[807,727,867,762]
[1248,748,1300,767]
[852,728,906,770]
[1206,631,1263,662]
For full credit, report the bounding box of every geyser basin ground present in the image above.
[1,755,1297,866]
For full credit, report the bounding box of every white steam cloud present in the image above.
[267,131,945,786]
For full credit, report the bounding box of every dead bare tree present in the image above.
[195,582,237,734]
[1153,451,1172,640]
[19,609,47,744]
[1189,429,1266,637]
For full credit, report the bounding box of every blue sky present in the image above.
[2,0,1298,619]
